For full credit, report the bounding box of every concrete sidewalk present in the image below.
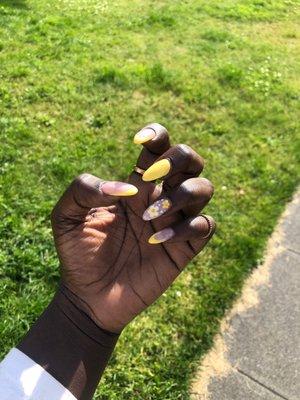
[191,190,300,400]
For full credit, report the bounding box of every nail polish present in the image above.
[142,159,171,182]
[101,181,138,196]
[148,228,175,244]
[143,198,172,221]
[134,128,156,144]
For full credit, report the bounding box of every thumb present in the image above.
[51,173,138,223]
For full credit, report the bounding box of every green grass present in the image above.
[0,0,299,399]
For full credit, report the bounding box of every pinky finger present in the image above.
[148,214,216,245]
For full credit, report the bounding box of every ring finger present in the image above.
[142,177,214,221]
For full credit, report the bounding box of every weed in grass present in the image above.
[137,10,176,28]
[9,65,29,79]
[86,113,111,129]
[244,60,283,96]
[0,0,28,9]
[94,66,129,88]
[144,63,180,93]
[284,32,297,39]
[217,64,243,87]
[201,28,234,43]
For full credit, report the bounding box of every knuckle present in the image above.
[145,123,170,152]
[176,143,193,158]
[72,173,96,194]
[181,177,214,202]
[175,144,204,172]
[200,178,214,198]
[178,181,192,197]
[149,122,168,136]
[74,173,91,186]
[72,173,101,202]
[71,173,93,200]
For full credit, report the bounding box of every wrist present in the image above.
[60,283,128,334]
[17,286,119,400]
[58,284,122,340]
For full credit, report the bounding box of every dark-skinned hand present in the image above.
[51,123,215,333]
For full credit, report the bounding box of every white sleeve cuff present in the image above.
[0,348,77,400]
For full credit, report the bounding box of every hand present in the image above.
[51,123,215,333]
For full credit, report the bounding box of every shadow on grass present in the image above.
[0,0,28,9]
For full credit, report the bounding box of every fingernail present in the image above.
[142,159,171,182]
[101,181,138,196]
[148,228,174,244]
[134,128,156,144]
[143,198,172,221]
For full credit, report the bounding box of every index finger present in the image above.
[134,123,171,171]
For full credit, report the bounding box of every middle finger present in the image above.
[142,177,214,221]
[142,144,204,188]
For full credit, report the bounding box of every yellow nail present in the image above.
[134,128,156,144]
[148,228,174,244]
[142,159,171,182]
[120,187,139,196]
[148,235,163,244]
[102,182,138,196]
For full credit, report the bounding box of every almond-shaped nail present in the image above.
[101,181,138,196]
[148,228,174,244]
[143,198,172,221]
[134,128,156,144]
[142,159,171,182]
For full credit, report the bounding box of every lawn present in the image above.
[0,0,299,399]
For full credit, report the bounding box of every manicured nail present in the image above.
[148,228,175,244]
[143,198,172,221]
[142,159,171,182]
[101,181,138,196]
[133,128,156,144]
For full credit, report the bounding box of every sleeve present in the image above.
[0,348,76,400]
[13,285,119,400]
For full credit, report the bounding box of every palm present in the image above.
[55,175,202,332]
